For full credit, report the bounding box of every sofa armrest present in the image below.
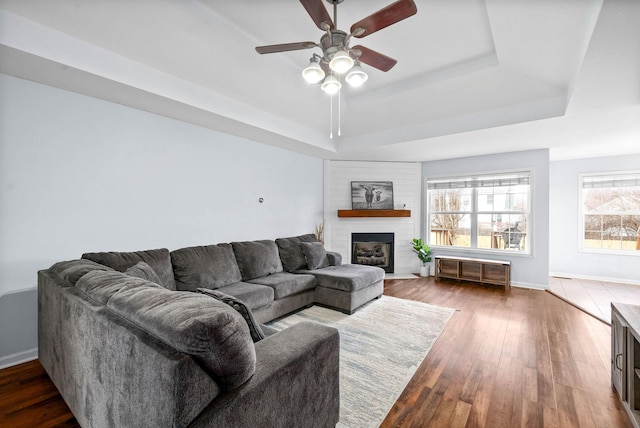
[189,321,340,428]
[326,251,342,266]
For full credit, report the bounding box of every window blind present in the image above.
[427,172,530,190]
[582,173,640,189]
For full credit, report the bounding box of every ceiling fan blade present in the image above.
[353,45,397,72]
[255,42,317,54]
[350,0,417,38]
[299,0,334,30]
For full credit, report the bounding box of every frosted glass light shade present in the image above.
[329,50,354,74]
[345,64,368,87]
[321,75,342,94]
[302,59,325,84]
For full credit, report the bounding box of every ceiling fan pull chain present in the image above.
[338,87,342,137]
[329,93,334,139]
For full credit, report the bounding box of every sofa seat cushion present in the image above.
[171,244,242,291]
[82,248,176,290]
[275,234,319,272]
[298,265,385,292]
[218,282,274,311]
[248,272,317,299]
[231,240,283,281]
[49,259,114,286]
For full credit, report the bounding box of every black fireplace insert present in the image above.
[351,232,394,273]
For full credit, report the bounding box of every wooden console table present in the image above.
[434,255,510,290]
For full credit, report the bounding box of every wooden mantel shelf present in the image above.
[337,209,411,218]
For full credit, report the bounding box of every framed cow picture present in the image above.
[351,181,394,210]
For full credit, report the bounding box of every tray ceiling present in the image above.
[1,0,639,161]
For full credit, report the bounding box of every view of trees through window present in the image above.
[427,172,530,252]
[429,188,471,247]
[582,172,640,252]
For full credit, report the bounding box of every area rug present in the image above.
[266,296,456,428]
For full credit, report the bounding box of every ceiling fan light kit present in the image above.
[302,55,326,84]
[321,74,342,95]
[345,62,368,87]
[256,0,417,133]
[329,49,354,74]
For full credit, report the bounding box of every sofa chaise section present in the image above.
[276,234,385,314]
[304,264,385,314]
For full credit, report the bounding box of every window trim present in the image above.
[578,171,640,257]
[425,169,533,256]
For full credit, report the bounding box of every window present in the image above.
[581,172,640,253]
[427,172,531,252]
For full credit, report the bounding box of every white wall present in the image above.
[550,154,640,284]
[324,161,422,274]
[423,149,551,289]
[0,73,323,364]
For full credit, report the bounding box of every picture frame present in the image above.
[351,181,394,210]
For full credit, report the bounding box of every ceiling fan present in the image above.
[255,0,417,93]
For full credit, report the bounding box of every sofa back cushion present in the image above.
[231,240,283,281]
[77,270,256,390]
[171,244,242,291]
[76,269,164,305]
[275,234,319,272]
[300,242,330,270]
[124,261,163,285]
[49,259,114,286]
[107,285,255,390]
[81,248,176,290]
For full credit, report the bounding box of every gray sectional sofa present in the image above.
[38,234,384,428]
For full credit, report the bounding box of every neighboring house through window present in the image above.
[426,171,531,253]
[581,172,640,254]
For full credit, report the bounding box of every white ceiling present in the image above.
[1,0,639,161]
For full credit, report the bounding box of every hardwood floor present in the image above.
[0,359,77,427]
[382,277,631,428]
[0,277,631,427]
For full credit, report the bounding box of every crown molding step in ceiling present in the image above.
[1,0,638,161]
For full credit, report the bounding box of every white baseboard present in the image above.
[384,273,420,279]
[511,282,548,291]
[550,272,640,286]
[0,348,38,370]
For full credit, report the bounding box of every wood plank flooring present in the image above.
[381,277,630,428]
[0,359,77,427]
[0,277,631,427]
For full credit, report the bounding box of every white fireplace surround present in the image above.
[323,161,422,275]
